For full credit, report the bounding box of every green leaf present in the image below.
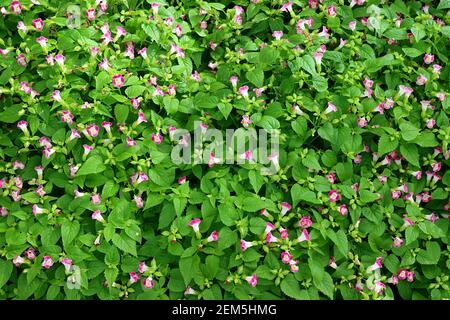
[218,203,239,227]
[0,259,13,289]
[291,117,308,138]
[314,272,334,299]
[291,184,321,206]
[245,67,264,87]
[400,122,420,141]
[402,48,423,57]
[411,25,426,42]
[0,105,23,123]
[326,229,349,257]
[142,24,160,42]
[218,227,237,250]
[400,144,420,167]
[438,0,450,10]
[298,55,317,75]
[378,134,398,156]
[360,190,380,204]
[111,233,137,256]
[115,104,129,123]
[205,255,220,279]
[413,132,438,147]
[125,85,146,98]
[77,156,106,176]
[336,162,353,181]
[179,254,200,285]
[102,180,119,199]
[280,274,308,299]
[248,170,264,194]
[311,75,328,92]
[417,242,441,265]
[61,220,80,247]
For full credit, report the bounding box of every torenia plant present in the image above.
[0,0,449,301]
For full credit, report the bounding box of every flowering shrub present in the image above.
[0,0,449,300]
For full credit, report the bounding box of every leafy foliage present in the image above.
[0,0,449,300]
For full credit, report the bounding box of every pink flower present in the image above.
[86,8,96,20]
[416,74,427,86]
[241,115,252,128]
[55,54,65,66]
[137,111,147,125]
[240,239,253,251]
[32,204,44,216]
[329,256,337,269]
[91,193,101,205]
[338,204,348,216]
[32,18,45,31]
[167,84,176,95]
[91,210,104,222]
[10,1,22,14]
[13,256,25,267]
[349,21,357,31]
[357,117,367,128]
[101,122,112,133]
[281,2,293,12]
[388,275,399,285]
[259,208,269,218]
[138,261,148,273]
[423,53,434,64]
[299,216,313,229]
[173,24,183,37]
[143,277,154,288]
[325,102,337,114]
[279,228,289,239]
[188,218,201,233]
[24,248,36,260]
[328,190,340,202]
[374,281,385,294]
[42,256,54,269]
[281,251,293,264]
[61,257,73,271]
[86,124,99,137]
[265,232,278,244]
[17,53,27,66]
[238,85,249,97]
[230,76,239,87]
[207,231,219,242]
[133,195,143,208]
[314,51,323,65]
[281,202,292,216]
[208,152,221,167]
[116,26,126,37]
[406,271,415,282]
[392,236,403,248]
[297,229,310,243]
[17,120,28,132]
[397,269,408,280]
[129,272,140,284]
[151,133,163,145]
[265,222,275,234]
[178,176,186,185]
[151,2,160,15]
[327,5,336,17]
[112,74,124,88]
[272,30,284,40]
[191,70,201,82]
[245,274,257,287]
[398,85,413,98]
[367,257,383,272]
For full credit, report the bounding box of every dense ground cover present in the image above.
[0,0,449,300]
